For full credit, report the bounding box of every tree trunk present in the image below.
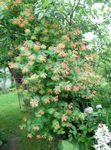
[7,66,23,109]
[7,67,23,84]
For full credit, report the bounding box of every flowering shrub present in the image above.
[13,29,102,150]
[0,0,108,149]
[94,124,111,150]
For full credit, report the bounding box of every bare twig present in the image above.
[69,0,81,26]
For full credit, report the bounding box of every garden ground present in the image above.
[0,91,49,150]
[1,91,111,150]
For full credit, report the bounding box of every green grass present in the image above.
[0,91,22,136]
[0,91,50,150]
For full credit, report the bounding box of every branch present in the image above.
[69,0,81,26]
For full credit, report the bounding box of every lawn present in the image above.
[0,91,50,150]
[0,91,22,136]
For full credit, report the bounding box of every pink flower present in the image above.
[30,99,39,108]
[34,44,41,51]
[92,90,96,95]
[27,61,34,66]
[29,54,36,61]
[5,5,9,10]
[65,84,72,91]
[45,97,50,104]
[71,43,76,48]
[8,62,16,69]
[57,43,65,49]
[8,51,13,56]
[55,123,60,129]
[52,75,60,81]
[33,126,40,131]
[53,96,59,102]
[68,103,73,109]
[64,35,70,42]
[73,28,81,35]
[22,79,29,85]
[25,29,31,33]
[47,89,53,94]
[13,0,22,5]
[73,50,78,55]
[76,67,81,73]
[23,41,29,50]
[80,43,87,51]
[27,133,32,139]
[36,135,42,139]
[22,66,28,73]
[66,110,72,114]
[61,62,68,69]
[59,52,68,57]
[73,85,79,92]
[39,110,45,115]
[62,114,67,122]
[39,55,46,62]
[54,86,61,95]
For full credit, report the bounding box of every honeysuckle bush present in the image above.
[1,0,111,149]
[13,20,101,149]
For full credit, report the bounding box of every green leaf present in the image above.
[42,0,49,8]
[78,113,85,120]
[38,12,44,20]
[0,140,3,146]
[70,126,77,135]
[47,108,55,114]
[58,140,79,150]
[79,142,89,150]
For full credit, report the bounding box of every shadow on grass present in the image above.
[0,91,51,150]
